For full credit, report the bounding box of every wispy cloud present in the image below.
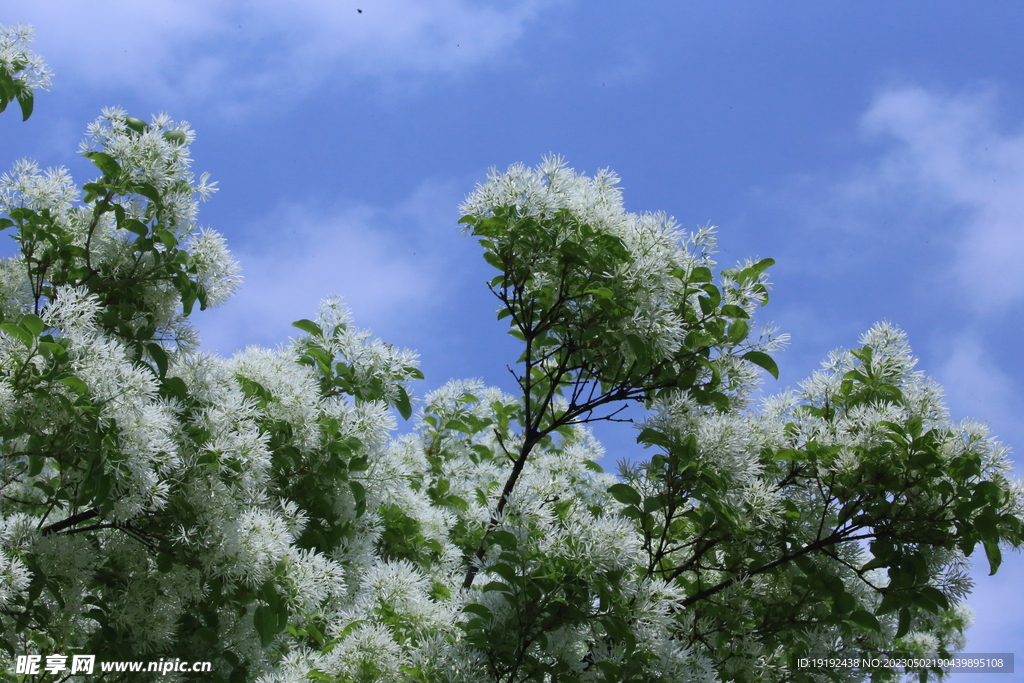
[763,84,1024,663]
[193,177,486,357]
[858,85,1024,311]
[6,0,557,111]
[936,333,1020,448]
[845,85,1024,468]
[760,85,1024,442]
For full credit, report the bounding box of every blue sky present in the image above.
[3,2,1022,676]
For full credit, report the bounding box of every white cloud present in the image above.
[840,84,1024,469]
[765,85,1024,304]
[936,333,1022,456]
[760,83,1024,459]
[831,89,1024,663]
[858,85,1024,310]
[5,0,556,110]
[194,177,485,356]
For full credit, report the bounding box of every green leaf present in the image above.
[180,284,198,316]
[444,418,470,433]
[773,448,804,462]
[124,116,148,133]
[847,609,881,633]
[483,251,504,270]
[625,333,647,363]
[18,314,45,337]
[156,552,174,573]
[895,607,912,638]
[39,341,66,358]
[253,605,278,647]
[159,376,188,402]
[728,319,749,344]
[291,319,323,336]
[792,553,815,575]
[975,480,1003,504]
[636,427,673,449]
[27,455,44,477]
[196,283,210,311]
[983,540,1002,575]
[487,530,518,549]
[974,509,1000,543]
[83,151,122,180]
[720,304,749,319]
[147,343,169,379]
[0,323,33,347]
[918,586,950,612]
[851,346,873,365]
[306,622,326,646]
[122,218,149,237]
[462,604,492,619]
[17,93,33,121]
[162,129,187,145]
[489,563,518,584]
[689,266,713,283]
[134,182,162,206]
[395,386,413,420]
[608,483,642,507]
[155,228,178,248]
[643,495,665,513]
[349,480,366,516]
[482,581,512,594]
[31,481,54,497]
[742,350,779,379]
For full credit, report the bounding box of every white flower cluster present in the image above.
[460,155,630,236]
[460,156,780,372]
[0,515,31,610]
[79,108,218,227]
[1,94,1019,680]
[0,25,51,94]
[0,109,240,357]
[0,160,77,218]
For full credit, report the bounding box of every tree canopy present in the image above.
[0,25,1022,683]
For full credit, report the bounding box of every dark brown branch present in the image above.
[679,529,874,608]
[40,508,99,536]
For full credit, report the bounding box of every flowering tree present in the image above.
[1,25,1022,683]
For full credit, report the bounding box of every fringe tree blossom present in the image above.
[0,28,1021,683]
[0,25,51,121]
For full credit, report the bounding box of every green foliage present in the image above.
[0,56,36,121]
[456,173,783,603]
[0,33,1021,683]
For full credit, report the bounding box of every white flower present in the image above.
[283,547,347,614]
[0,548,29,608]
[185,228,242,307]
[318,623,405,683]
[0,159,77,216]
[460,157,782,367]
[0,25,51,94]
